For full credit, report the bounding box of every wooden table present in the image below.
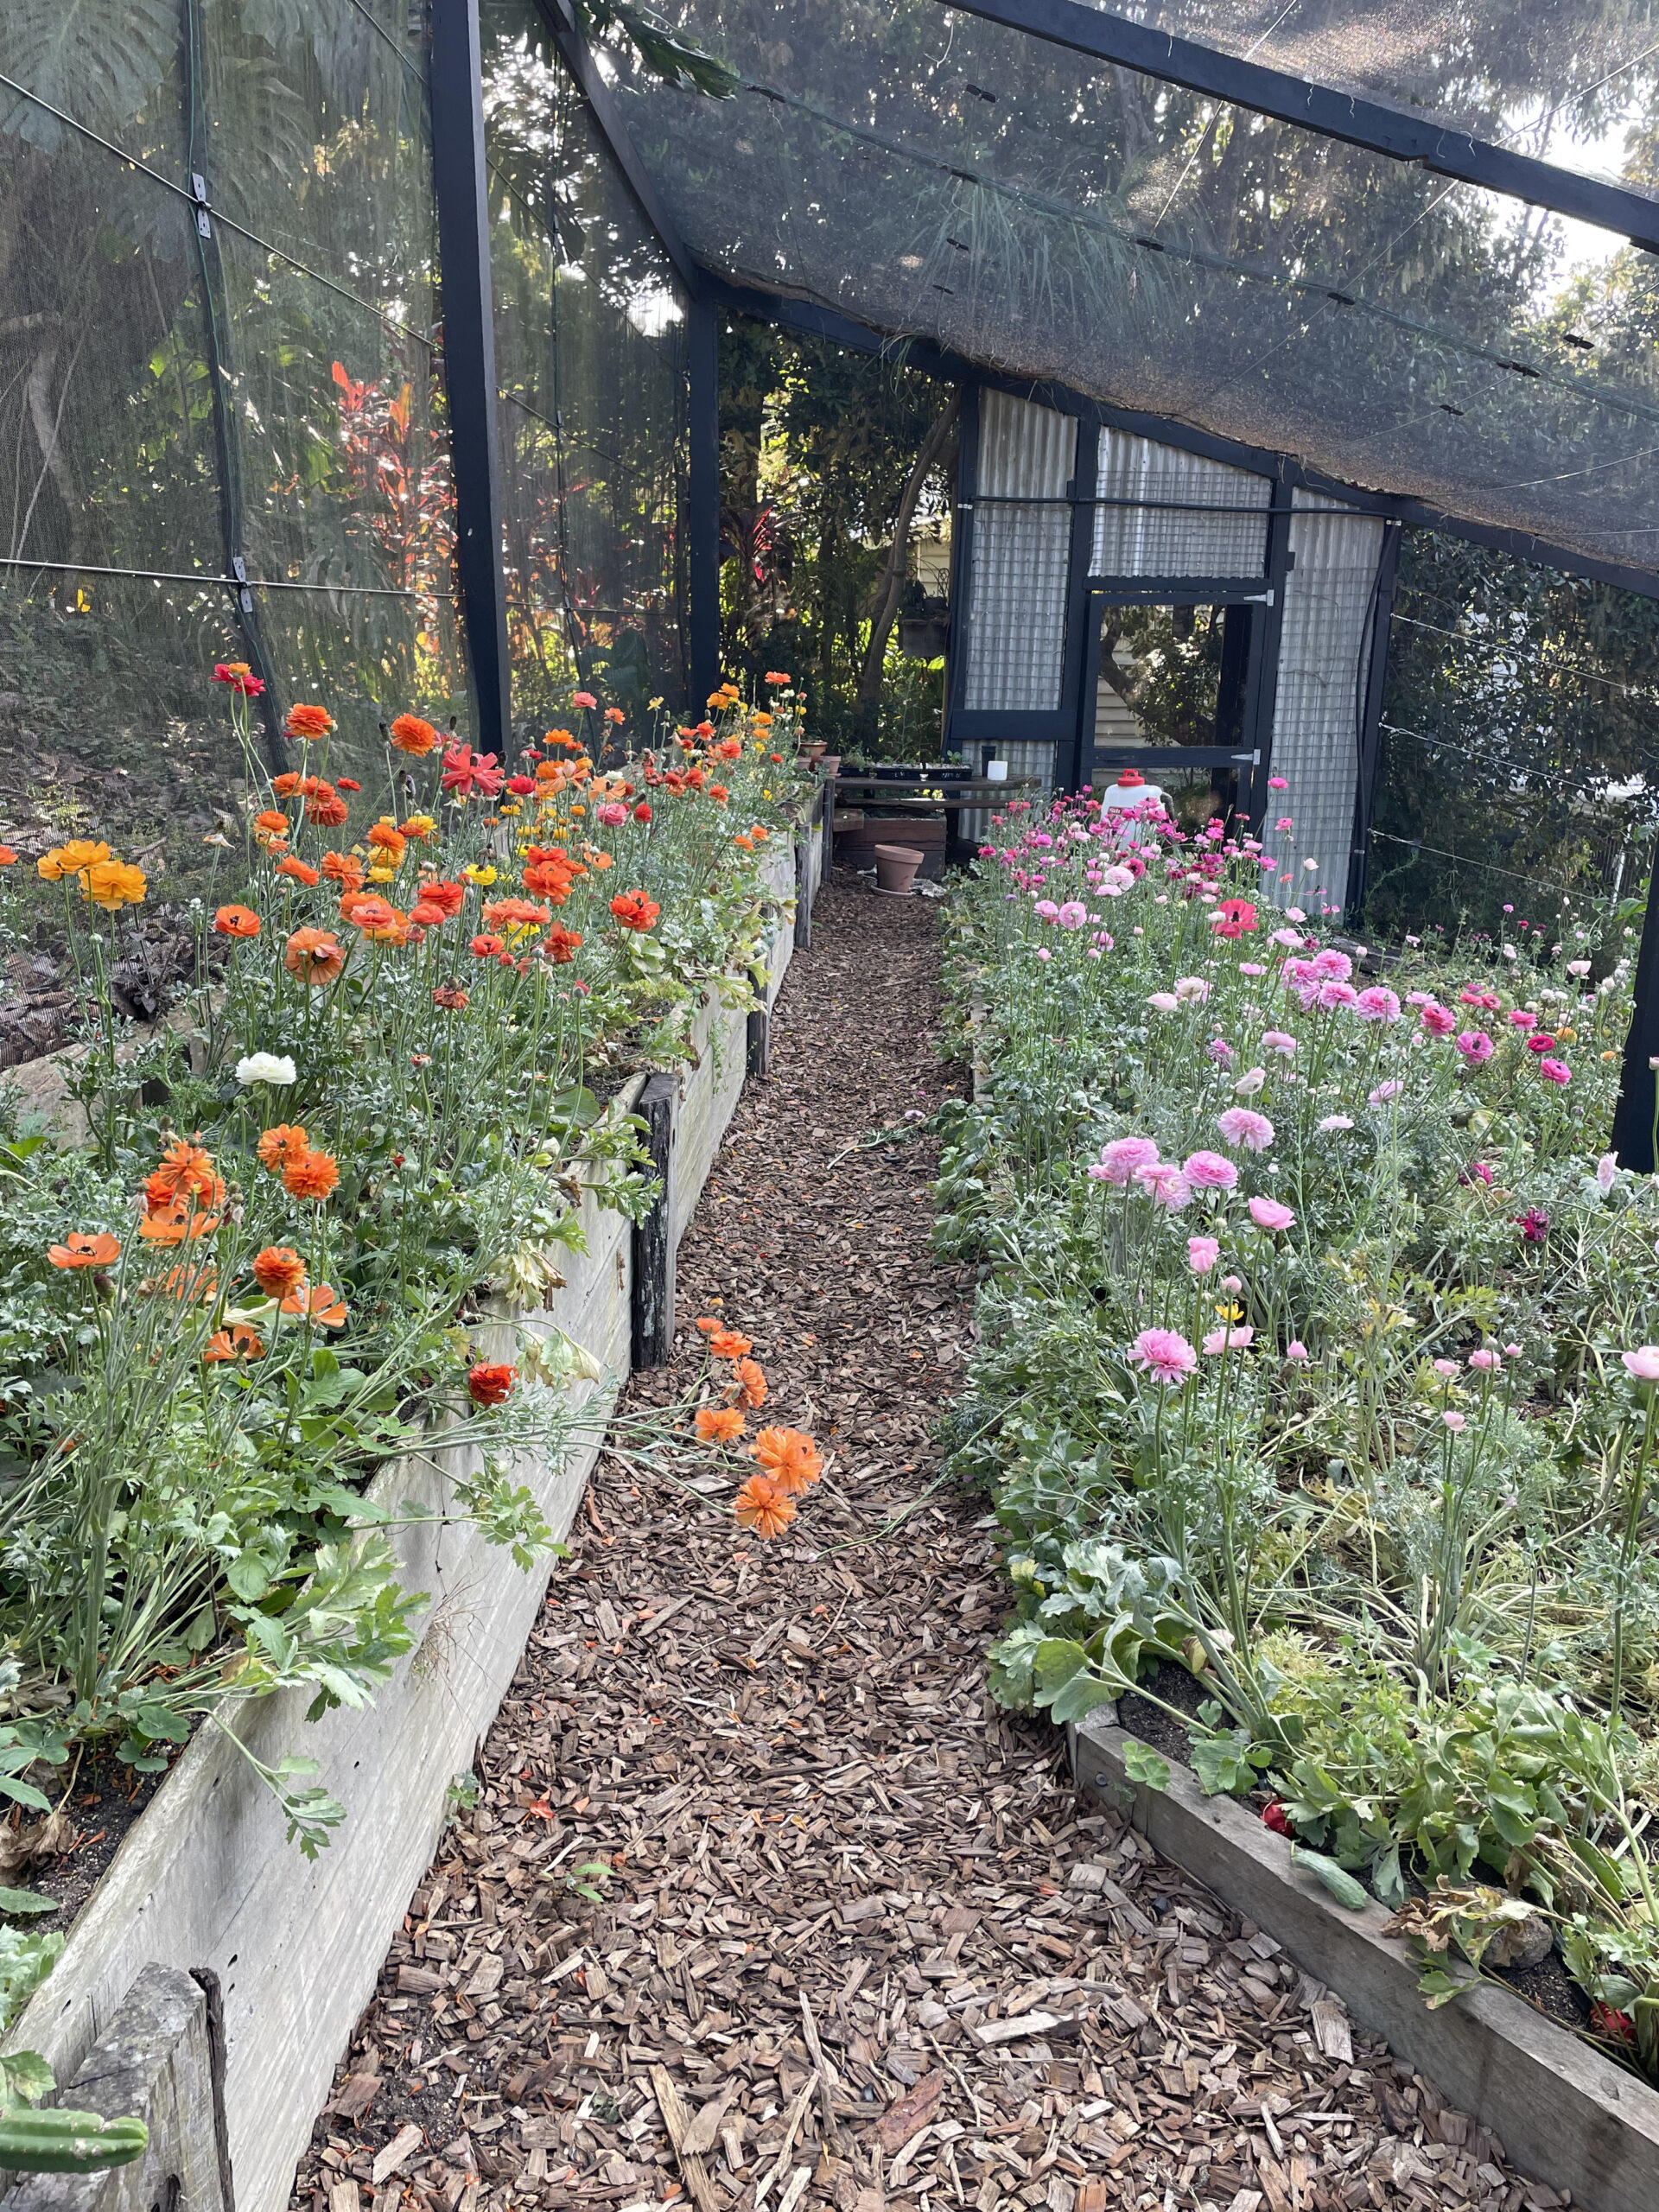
[822,777,1041,866]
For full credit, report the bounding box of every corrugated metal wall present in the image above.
[1267,491,1387,913]
[960,734,1060,842]
[1092,432,1270,578]
[963,391,1077,712]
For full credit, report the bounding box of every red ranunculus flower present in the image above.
[467,1362,516,1407]
[610,889,660,931]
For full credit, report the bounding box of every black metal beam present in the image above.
[688,290,721,701]
[430,0,512,761]
[1613,880,1659,1174]
[938,0,1659,257]
[1346,524,1402,918]
[1058,418,1099,792]
[942,382,980,759]
[707,273,1659,606]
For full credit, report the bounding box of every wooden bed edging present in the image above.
[8,854,808,2212]
[1075,1714,1659,2212]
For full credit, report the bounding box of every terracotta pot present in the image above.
[874,842,925,896]
[817,754,842,779]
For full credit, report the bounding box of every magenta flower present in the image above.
[1187,1235,1220,1273]
[1128,1328,1198,1384]
[1268,775,1288,790]
[1515,1207,1549,1243]
[1093,1135,1160,1185]
[1622,1347,1659,1382]
[1354,986,1401,1023]
[1539,1058,1572,1085]
[1203,1325,1255,1355]
[1249,1195,1295,1232]
[1184,1150,1238,1191]
[1207,1038,1236,1064]
[1459,1160,1494,1185]
[1525,1033,1558,1054]
[1217,1106,1274,1154]
[1456,1029,1494,1064]
[1419,1003,1457,1037]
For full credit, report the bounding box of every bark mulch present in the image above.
[292,877,1562,2212]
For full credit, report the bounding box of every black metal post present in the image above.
[1239,478,1294,827]
[1058,417,1101,792]
[430,0,512,763]
[1345,523,1402,919]
[1613,895,1659,1173]
[631,1072,679,1365]
[942,384,980,761]
[689,290,721,703]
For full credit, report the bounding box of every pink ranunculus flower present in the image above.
[1317,979,1357,1010]
[572,690,598,709]
[1095,1135,1160,1185]
[1136,1162,1192,1212]
[1128,1328,1198,1384]
[1622,1347,1659,1382]
[1468,1348,1500,1370]
[1456,1029,1494,1063]
[1262,1030,1296,1058]
[1539,1058,1572,1085]
[1203,1325,1255,1356]
[1420,1002,1457,1037]
[1033,899,1059,920]
[1056,900,1089,929]
[1433,1357,1460,1376]
[1035,947,1052,961]
[1270,928,1304,949]
[1184,1151,1238,1191]
[1173,975,1211,1003]
[1217,1106,1274,1153]
[1354,986,1401,1023]
[1597,1152,1619,1194]
[1443,1411,1467,1432]
[1312,949,1351,982]
[1509,1008,1537,1030]
[1249,1195,1295,1232]
[1285,1340,1310,1362]
[1369,1079,1403,1104]
[1187,1235,1220,1273]
[594,802,629,826]
[1147,991,1180,1014]
[1319,1114,1354,1133]
[1207,1038,1236,1064]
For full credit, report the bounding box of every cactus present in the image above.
[0,2107,148,2171]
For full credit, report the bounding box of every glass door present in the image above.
[1083,591,1259,829]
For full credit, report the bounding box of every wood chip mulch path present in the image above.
[293,876,1562,2212]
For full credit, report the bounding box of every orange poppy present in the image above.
[694,1406,747,1445]
[281,1284,346,1329]
[48,1230,120,1269]
[213,904,261,938]
[145,1140,224,1212]
[388,713,440,755]
[0,847,16,866]
[467,1362,516,1407]
[417,879,467,917]
[256,1123,310,1173]
[153,1260,218,1302]
[205,1324,265,1363]
[733,1473,795,1540]
[432,983,469,1011]
[523,860,575,904]
[283,702,335,741]
[732,1357,768,1409]
[410,899,448,928]
[750,1427,823,1496]
[276,854,321,887]
[283,925,346,985]
[481,896,551,932]
[707,1328,753,1359]
[320,852,365,893]
[251,1246,307,1298]
[283,1149,340,1202]
[339,891,399,932]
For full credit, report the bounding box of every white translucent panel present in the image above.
[960,735,1060,842]
[976,388,1077,499]
[1092,431,1270,578]
[1268,492,1388,912]
[963,391,1077,712]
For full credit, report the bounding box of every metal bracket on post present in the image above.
[631,1073,678,1367]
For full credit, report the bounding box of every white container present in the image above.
[985,758,1008,782]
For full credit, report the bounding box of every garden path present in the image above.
[292,880,1549,2212]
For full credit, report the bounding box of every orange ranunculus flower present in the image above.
[467,1362,516,1407]
[339,892,403,938]
[281,1284,346,1329]
[154,1260,218,1302]
[276,854,321,887]
[271,772,303,797]
[409,899,448,928]
[256,1123,310,1173]
[751,1427,823,1496]
[717,737,742,760]
[609,890,660,932]
[399,815,436,842]
[707,1327,753,1359]
[388,713,440,755]
[734,1473,795,1539]
[38,840,111,882]
[48,1230,121,1269]
[0,847,16,865]
[320,851,365,893]
[83,859,147,912]
[469,933,505,958]
[366,817,406,861]
[283,1149,340,1202]
[544,728,576,749]
[307,792,349,829]
[205,1324,265,1363]
[709,785,730,805]
[734,834,754,853]
[418,879,467,917]
[523,860,575,903]
[543,925,582,964]
[138,1205,219,1245]
[432,983,469,1011]
[213,904,261,938]
[145,1140,224,1212]
[254,810,290,836]
[251,1246,307,1298]
[749,825,769,842]
[284,702,334,741]
[695,1406,747,1445]
[582,848,613,873]
[283,925,346,985]
[695,1317,720,1333]
[481,896,550,931]
[732,1357,768,1409]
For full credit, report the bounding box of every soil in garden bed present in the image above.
[9,1751,168,1938]
[292,875,1551,2212]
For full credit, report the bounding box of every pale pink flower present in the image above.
[1285,1340,1310,1362]
[1318,1114,1354,1133]
[1504,1342,1522,1357]
[1456,1030,1494,1064]
[1221,1274,1243,1293]
[1468,1349,1500,1371]
[1056,900,1088,929]
[1233,1066,1268,1096]
[1147,991,1180,1014]
[1217,1106,1274,1153]
[1173,976,1211,1003]
[1035,947,1052,961]
[1369,1080,1403,1104]
[1442,1411,1467,1432]
[1260,1032,1296,1061]
[1203,1325,1255,1356]
[1129,1328,1198,1384]
[1597,1153,1619,1194]
[1285,906,1306,922]
[1622,1347,1659,1382]
[1420,1002,1457,1037]
[594,801,629,826]
[1184,1151,1238,1191]
[1249,1195,1295,1232]
[1033,899,1058,920]
[1238,962,1267,977]
[1187,1235,1220,1273]
[1270,928,1303,950]
[1433,1358,1460,1376]
[1094,1135,1160,1185]
[1136,1162,1192,1212]
[1354,987,1401,1023]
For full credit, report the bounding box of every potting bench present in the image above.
[824,774,1042,870]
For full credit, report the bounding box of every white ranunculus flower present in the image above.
[1233,1065,1267,1096]
[236,1052,297,1087]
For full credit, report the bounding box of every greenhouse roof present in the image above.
[598,0,1659,585]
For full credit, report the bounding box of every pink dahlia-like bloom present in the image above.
[1187,1235,1220,1273]
[1456,1029,1494,1063]
[1539,1057,1572,1085]
[1420,1002,1457,1037]
[1056,899,1089,929]
[1369,1079,1403,1104]
[1128,1327,1198,1384]
[1622,1347,1659,1382]
[1443,1411,1467,1432]
[1033,899,1059,920]
[1468,1348,1500,1370]
[1433,1357,1460,1376]
[1509,1008,1537,1030]
[1262,1029,1296,1058]
[1217,1106,1274,1154]
[1203,1324,1255,1356]
[1354,986,1401,1023]
[1184,1150,1238,1191]
[1249,1194,1295,1232]
[1285,1340,1310,1362]
[1316,979,1358,1011]
[1311,948,1351,982]
[594,802,628,826]
[1095,1135,1160,1185]
[1136,1162,1192,1212]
